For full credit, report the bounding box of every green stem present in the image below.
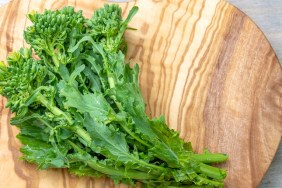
[129,154,167,172]
[108,75,115,89]
[119,120,150,147]
[37,93,73,124]
[109,96,151,147]
[36,116,53,129]
[67,126,92,147]
[176,151,227,180]
[51,52,60,68]
[190,153,228,164]
[86,160,155,180]
[198,163,227,180]
[36,94,92,146]
[193,174,224,187]
[67,139,86,153]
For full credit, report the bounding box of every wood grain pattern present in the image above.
[226,1,282,186]
[0,0,281,187]
[228,0,282,63]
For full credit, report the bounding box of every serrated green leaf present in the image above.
[84,113,130,162]
[17,134,69,169]
[60,83,115,122]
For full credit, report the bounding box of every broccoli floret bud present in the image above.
[90,4,123,37]
[0,48,45,113]
[24,7,85,67]
[87,4,138,53]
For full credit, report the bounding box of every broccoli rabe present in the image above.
[0,4,228,188]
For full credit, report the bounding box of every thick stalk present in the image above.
[119,119,150,147]
[37,93,73,124]
[198,163,227,180]
[36,93,93,144]
[193,174,224,187]
[190,153,228,164]
[179,158,226,180]
[52,55,60,68]
[86,160,155,180]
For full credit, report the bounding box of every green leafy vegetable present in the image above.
[0,4,228,187]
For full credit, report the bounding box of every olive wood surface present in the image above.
[0,0,281,187]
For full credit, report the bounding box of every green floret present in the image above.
[0,48,45,114]
[24,7,85,68]
[87,4,138,53]
[90,4,123,37]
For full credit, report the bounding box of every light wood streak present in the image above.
[0,0,281,187]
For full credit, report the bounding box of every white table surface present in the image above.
[228,1,282,187]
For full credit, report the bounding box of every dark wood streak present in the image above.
[177,0,209,147]
[39,0,48,11]
[203,9,246,146]
[178,0,227,149]
[162,0,196,124]
[92,178,97,188]
[153,0,185,116]
[145,0,170,116]
[0,3,11,48]
[152,0,163,3]
[61,169,67,188]
[202,7,247,185]
[4,1,15,54]
[102,177,106,188]
[181,1,222,141]
[163,0,201,127]
[50,0,67,10]
[121,3,129,17]
[183,0,229,150]
[85,178,91,188]
[157,36,163,50]
[130,38,145,64]
[175,0,206,132]
[0,97,4,136]
[140,23,149,35]
[105,178,109,188]
[22,0,32,47]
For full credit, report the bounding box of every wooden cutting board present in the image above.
[0,0,281,187]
